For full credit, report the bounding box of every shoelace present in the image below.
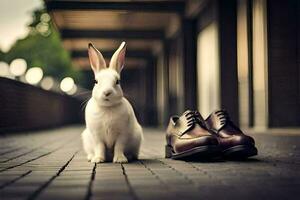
[185,111,205,127]
[214,110,230,126]
[214,110,242,132]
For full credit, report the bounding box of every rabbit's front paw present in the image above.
[91,156,105,163]
[87,154,94,162]
[113,154,128,163]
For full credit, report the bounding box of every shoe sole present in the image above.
[165,145,221,160]
[223,145,258,159]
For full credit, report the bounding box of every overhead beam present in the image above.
[46,1,185,14]
[71,50,153,59]
[185,0,209,18]
[72,57,150,70]
[60,29,165,40]
[79,65,145,71]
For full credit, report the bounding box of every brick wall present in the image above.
[0,77,83,133]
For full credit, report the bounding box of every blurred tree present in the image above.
[0,9,82,82]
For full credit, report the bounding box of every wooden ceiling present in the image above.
[63,39,162,52]
[52,11,179,30]
[72,57,147,70]
[46,0,185,70]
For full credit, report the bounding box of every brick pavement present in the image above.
[0,126,299,200]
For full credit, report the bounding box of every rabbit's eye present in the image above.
[116,79,120,85]
[94,79,98,84]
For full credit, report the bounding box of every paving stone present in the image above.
[0,126,300,200]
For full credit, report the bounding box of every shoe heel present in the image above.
[165,145,173,158]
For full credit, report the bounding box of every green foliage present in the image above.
[0,9,82,82]
[0,50,4,59]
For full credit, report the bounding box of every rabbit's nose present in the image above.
[104,91,112,97]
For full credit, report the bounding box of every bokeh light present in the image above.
[60,77,75,93]
[41,76,54,90]
[36,23,49,34]
[67,84,77,95]
[40,13,51,23]
[0,62,10,77]
[9,58,27,76]
[25,67,43,85]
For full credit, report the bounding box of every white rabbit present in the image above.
[81,42,143,163]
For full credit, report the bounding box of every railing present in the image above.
[0,77,83,134]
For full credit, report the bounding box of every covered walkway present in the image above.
[0,127,299,200]
[1,0,300,199]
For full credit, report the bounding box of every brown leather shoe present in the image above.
[205,110,258,159]
[166,110,221,160]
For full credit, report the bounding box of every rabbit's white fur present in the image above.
[81,42,143,163]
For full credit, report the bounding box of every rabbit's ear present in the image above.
[109,42,126,73]
[88,43,106,73]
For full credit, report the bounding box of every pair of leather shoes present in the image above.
[166,109,257,160]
